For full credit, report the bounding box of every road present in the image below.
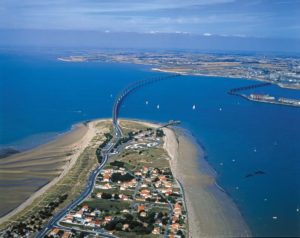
[36,130,120,238]
[36,74,179,237]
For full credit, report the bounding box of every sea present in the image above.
[0,48,299,237]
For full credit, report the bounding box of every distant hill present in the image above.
[0,29,299,54]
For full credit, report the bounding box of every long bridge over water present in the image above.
[228,82,271,95]
[112,74,181,137]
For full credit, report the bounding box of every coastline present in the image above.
[129,119,251,237]
[162,126,251,237]
[1,118,251,237]
[152,67,300,90]
[0,120,100,224]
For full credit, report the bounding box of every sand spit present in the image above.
[0,121,98,223]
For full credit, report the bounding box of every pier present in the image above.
[228,82,300,107]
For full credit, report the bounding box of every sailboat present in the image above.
[192,104,196,110]
[157,104,160,109]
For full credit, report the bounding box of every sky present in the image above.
[0,0,300,39]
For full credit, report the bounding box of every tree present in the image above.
[101,193,112,199]
[115,222,123,231]
[114,194,120,200]
[156,129,165,137]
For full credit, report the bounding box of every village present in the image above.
[46,125,187,238]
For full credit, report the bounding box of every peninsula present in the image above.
[57,51,300,90]
[0,119,250,238]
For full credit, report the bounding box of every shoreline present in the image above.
[1,118,251,237]
[151,67,300,91]
[0,120,101,224]
[161,125,251,237]
[129,119,251,237]
[0,120,94,157]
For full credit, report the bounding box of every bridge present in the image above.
[228,82,271,95]
[112,74,181,137]
[35,73,181,238]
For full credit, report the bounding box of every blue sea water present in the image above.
[0,50,299,237]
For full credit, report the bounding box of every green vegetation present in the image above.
[0,121,112,237]
[156,129,165,137]
[111,172,134,183]
[84,200,130,211]
[96,132,113,163]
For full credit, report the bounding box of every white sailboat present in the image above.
[157,104,160,109]
[192,104,196,110]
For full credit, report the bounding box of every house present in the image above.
[165,187,173,196]
[172,216,178,224]
[168,233,175,238]
[85,216,93,223]
[159,175,167,181]
[140,189,151,198]
[155,181,162,188]
[99,183,111,190]
[137,204,145,212]
[122,209,129,213]
[96,192,102,198]
[136,197,146,202]
[49,228,60,236]
[63,214,74,223]
[174,202,182,216]
[142,166,149,173]
[103,173,111,182]
[74,210,83,218]
[164,181,173,188]
[81,205,89,211]
[123,223,129,230]
[104,216,112,223]
[134,170,142,176]
[120,184,127,190]
[171,223,180,232]
[152,227,161,235]
[95,220,102,227]
[119,194,129,201]
[140,211,147,217]
[62,231,72,238]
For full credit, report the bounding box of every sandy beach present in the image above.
[0,120,99,224]
[129,119,251,237]
[162,126,251,238]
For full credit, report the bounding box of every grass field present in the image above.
[84,199,131,212]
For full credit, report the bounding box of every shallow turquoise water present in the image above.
[0,50,299,236]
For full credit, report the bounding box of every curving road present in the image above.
[36,140,118,238]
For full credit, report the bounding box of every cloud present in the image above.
[0,0,299,39]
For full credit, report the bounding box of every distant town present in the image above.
[58,51,300,90]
